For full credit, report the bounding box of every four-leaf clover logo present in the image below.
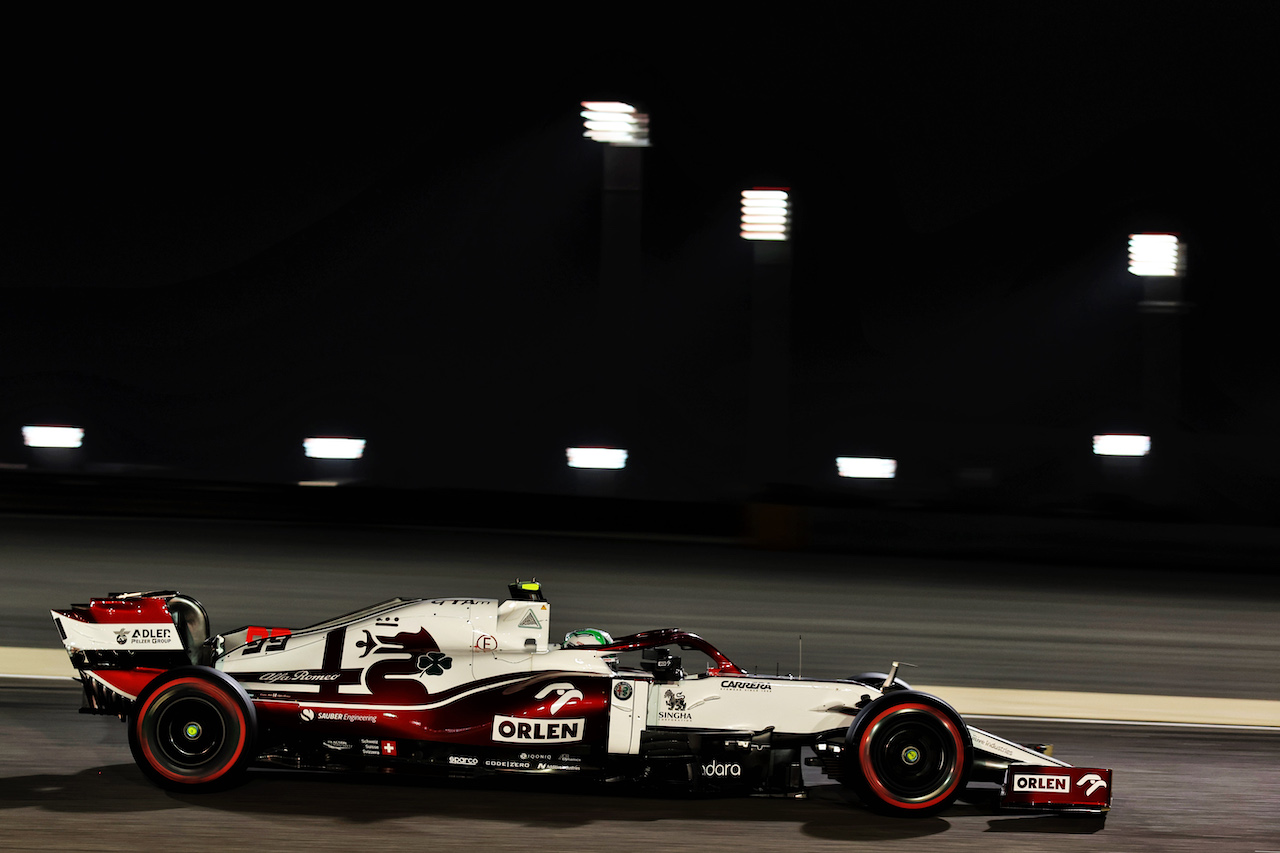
[416,651,453,676]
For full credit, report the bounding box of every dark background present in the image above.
[2,7,1278,530]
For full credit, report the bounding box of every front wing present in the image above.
[1001,765,1112,813]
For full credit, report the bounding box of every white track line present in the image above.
[915,683,1280,729]
[967,715,1280,732]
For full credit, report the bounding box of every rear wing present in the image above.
[51,591,211,715]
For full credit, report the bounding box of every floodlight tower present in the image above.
[1127,232,1187,426]
[22,424,85,472]
[581,101,648,323]
[1114,232,1189,512]
[742,188,793,494]
[301,435,367,487]
[579,102,649,456]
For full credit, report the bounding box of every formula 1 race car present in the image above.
[51,582,1111,817]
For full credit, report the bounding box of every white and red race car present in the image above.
[51,581,1111,817]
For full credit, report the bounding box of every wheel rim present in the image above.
[154,695,227,768]
[859,704,963,807]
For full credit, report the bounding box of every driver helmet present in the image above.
[564,628,613,648]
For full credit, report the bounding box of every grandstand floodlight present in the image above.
[22,425,84,448]
[1092,434,1151,457]
[303,437,367,460]
[580,102,650,146]
[566,447,628,469]
[740,188,790,241]
[1127,233,1184,277]
[836,456,897,479]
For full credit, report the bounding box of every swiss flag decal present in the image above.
[381,740,397,756]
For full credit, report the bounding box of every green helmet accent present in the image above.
[564,628,613,647]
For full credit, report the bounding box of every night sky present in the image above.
[3,8,1278,516]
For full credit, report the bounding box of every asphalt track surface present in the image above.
[2,514,1279,851]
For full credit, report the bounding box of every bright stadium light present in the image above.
[1128,233,1184,277]
[1092,434,1151,456]
[22,425,84,448]
[303,437,366,460]
[566,447,628,469]
[836,456,897,479]
[580,102,650,146]
[740,188,790,241]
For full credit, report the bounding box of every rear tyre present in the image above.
[128,666,256,791]
[842,690,971,817]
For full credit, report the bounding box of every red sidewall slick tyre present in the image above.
[128,667,257,791]
[844,691,971,817]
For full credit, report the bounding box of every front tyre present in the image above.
[128,666,257,791]
[843,690,971,817]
